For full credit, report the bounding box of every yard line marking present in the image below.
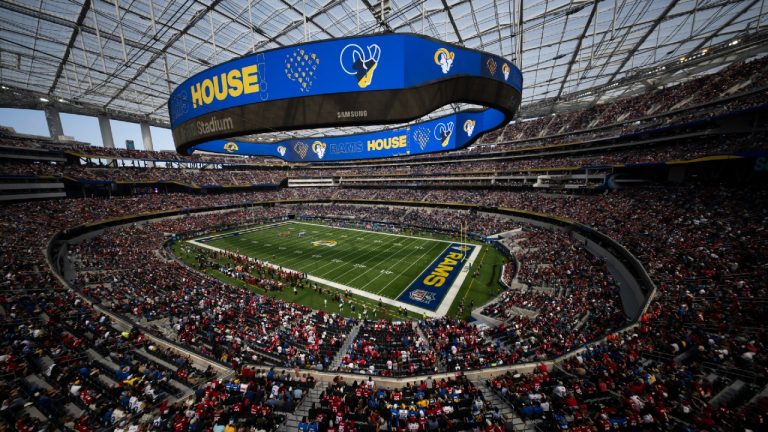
[384,242,451,296]
[293,221,475,246]
[192,221,291,242]
[305,230,400,276]
[352,236,426,289]
[315,230,415,281]
[209,221,328,259]
[186,239,440,318]
[200,222,314,264]
[274,226,385,271]
[190,221,479,316]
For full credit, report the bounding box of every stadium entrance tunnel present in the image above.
[45,199,655,382]
[168,34,521,162]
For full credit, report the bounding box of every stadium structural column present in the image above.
[44,106,64,141]
[98,115,116,149]
[140,122,154,151]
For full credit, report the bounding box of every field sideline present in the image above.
[188,220,482,317]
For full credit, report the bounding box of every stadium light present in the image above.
[39,97,49,102]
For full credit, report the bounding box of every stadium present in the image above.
[0,0,766,431]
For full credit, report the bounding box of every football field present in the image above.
[187,220,480,316]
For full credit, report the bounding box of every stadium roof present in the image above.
[1,0,767,138]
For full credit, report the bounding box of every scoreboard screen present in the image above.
[169,33,522,162]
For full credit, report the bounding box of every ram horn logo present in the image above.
[340,43,381,88]
[434,48,455,74]
[463,119,476,137]
[409,289,436,304]
[486,58,497,76]
[293,142,308,159]
[311,140,326,159]
[223,142,239,153]
[277,146,286,157]
[412,127,431,151]
[502,63,510,80]
[434,122,454,147]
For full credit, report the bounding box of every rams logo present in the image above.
[311,141,326,159]
[277,146,286,157]
[434,122,454,147]
[223,142,239,153]
[312,240,337,247]
[463,119,476,137]
[502,63,510,81]
[409,289,436,304]
[340,43,381,88]
[434,48,455,74]
[293,142,308,159]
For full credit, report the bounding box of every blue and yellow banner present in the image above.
[169,33,522,160]
[195,109,504,162]
[397,243,475,311]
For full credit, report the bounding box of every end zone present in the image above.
[396,243,479,312]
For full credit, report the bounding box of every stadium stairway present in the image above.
[750,382,768,404]
[281,381,329,431]
[414,324,443,372]
[470,377,538,432]
[711,379,748,408]
[329,323,361,370]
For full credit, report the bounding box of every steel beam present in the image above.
[554,0,599,101]
[48,0,91,95]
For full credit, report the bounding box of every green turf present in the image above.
[172,241,413,321]
[445,246,507,320]
[176,220,506,320]
[195,221,456,300]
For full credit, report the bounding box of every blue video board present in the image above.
[169,33,522,160]
[195,109,505,162]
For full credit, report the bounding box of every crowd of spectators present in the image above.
[487,56,768,145]
[2,131,764,190]
[0,286,221,431]
[511,228,613,290]
[477,227,626,362]
[70,213,357,372]
[338,321,434,377]
[1,55,766,191]
[302,375,507,432]
[0,148,766,431]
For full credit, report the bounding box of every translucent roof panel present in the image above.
[0,0,766,132]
